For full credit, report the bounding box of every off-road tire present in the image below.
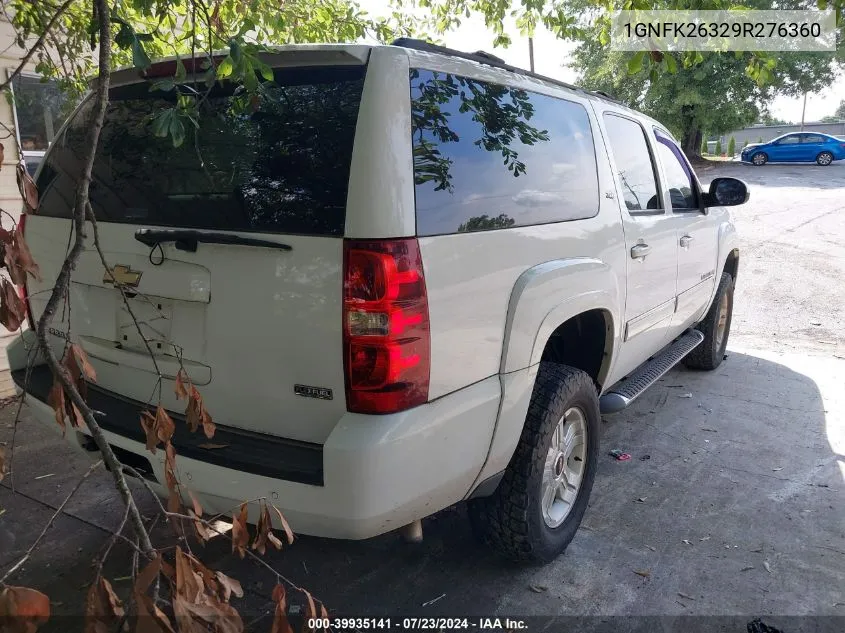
[816,151,834,166]
[468,363,600,563]
[751,152,767,166]
[684,272,734,371]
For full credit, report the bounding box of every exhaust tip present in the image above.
[399,520,423,543]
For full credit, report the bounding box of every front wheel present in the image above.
[684,272,734,370]
[468,363,600,562]
[816,151,834,166]
[751,152,767,166]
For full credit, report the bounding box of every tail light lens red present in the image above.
[16,213,35,330]
[343,239,430,414]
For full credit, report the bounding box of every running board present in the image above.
[599,330,705,414]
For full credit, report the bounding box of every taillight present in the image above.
[17,213,35,330]
[343,239,430,414]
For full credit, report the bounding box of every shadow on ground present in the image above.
[1,349,843,629]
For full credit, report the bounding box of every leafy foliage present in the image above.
[715,138,723,155]
[728,136,736,157]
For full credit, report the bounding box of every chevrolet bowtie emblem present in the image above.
[103,264,143,288]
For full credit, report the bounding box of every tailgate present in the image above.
[25,61,368,444]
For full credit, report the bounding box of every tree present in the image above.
[743,139,749,148]
[400,0,843,157]
[458,214,516,231]
[728,136,736,157]
[701,136,708,156]
[759,136,764,143]
[715,138,723,156]
[0,0,430,629]
[837,100,845,119]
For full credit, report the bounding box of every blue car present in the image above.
[740,132,845,166]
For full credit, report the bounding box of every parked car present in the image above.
[740,132,845,166]
[8,39,747,562]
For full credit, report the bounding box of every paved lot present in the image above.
[1,162,843,629]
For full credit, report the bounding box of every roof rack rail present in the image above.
[391,37,586,94]
[390,38,626,105]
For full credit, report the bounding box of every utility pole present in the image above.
[528,36,535,72]
[800,92,808,131]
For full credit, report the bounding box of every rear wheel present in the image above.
[468,363,599,562]
[816,151,834,166]
[751,152,767,166]
[684,272,734,371]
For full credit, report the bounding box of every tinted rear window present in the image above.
[37,66,365,236]
[410,69,599,236]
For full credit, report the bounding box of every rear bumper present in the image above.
[10,335,500,539]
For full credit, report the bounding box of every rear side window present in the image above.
[36,66,366,236]
[602,114,662,214]
[654,130,698,211]
[410,69,599,236]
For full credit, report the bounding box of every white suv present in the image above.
[9,39,746,562]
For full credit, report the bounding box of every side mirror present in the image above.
[705,177,749,207]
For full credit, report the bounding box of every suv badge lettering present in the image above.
[700,270,715,281]
[294,384,333,400]
[48,327,69,340]
[104,264,143,287]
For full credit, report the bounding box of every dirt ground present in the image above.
[1,162,844,631]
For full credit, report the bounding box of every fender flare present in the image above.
[499,258,623,375]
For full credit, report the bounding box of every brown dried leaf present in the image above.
[0,277,26,331]
[134,555,162,595]
[269,503,295,546]
[231,503,249,559]
[188,491,203,518]
[319,603,329,620]
[135,593,175,633]
[185,385,215,439]
[0,585,51,633]
[155,406,175,445]
[9,223,41,283]
[173,598,243,633]
[0,142,4,166]
[84,577,125,633]
[251,504,270,555]
[140,411,158,453]
[214,571,243,603]
[168,491,185,537]
[47,374,67,433]
[175,369,189,400]
[164,442,178,492]
[270,585,293,633]
[16,161,39,213]
[189,509,213,544]
[303,590,317,622]
[70,343,96,382]
[174,547,204,604]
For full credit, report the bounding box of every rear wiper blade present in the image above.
[134,229,292,252]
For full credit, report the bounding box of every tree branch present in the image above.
[33,0,154,559]
[0,460,102,585]
[0,0,76,93]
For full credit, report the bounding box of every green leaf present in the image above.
[169,117,186,148]
[175,57,187,82]
[150,78,175,92]
[229,40,242,63]
[151,109,173,137]
[216,56,234,79]
[132,38,152,70]
[115,23,135,49]
[627,51,646,74]
[817,0,827,9]
[665,54,677,74]
[256,60,274,82]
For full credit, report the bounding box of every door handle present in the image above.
[680,234,693,248]
[630,243,651,259]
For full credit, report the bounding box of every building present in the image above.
[1,15,73,230]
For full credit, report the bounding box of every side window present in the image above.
[654,131,698,211]
[802,134,825,143]
[410,69,600,236]
[602,114,661,214]
[775,135,800,145]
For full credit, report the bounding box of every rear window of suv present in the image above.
[410,69,599,236]
[36,66,366,237]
